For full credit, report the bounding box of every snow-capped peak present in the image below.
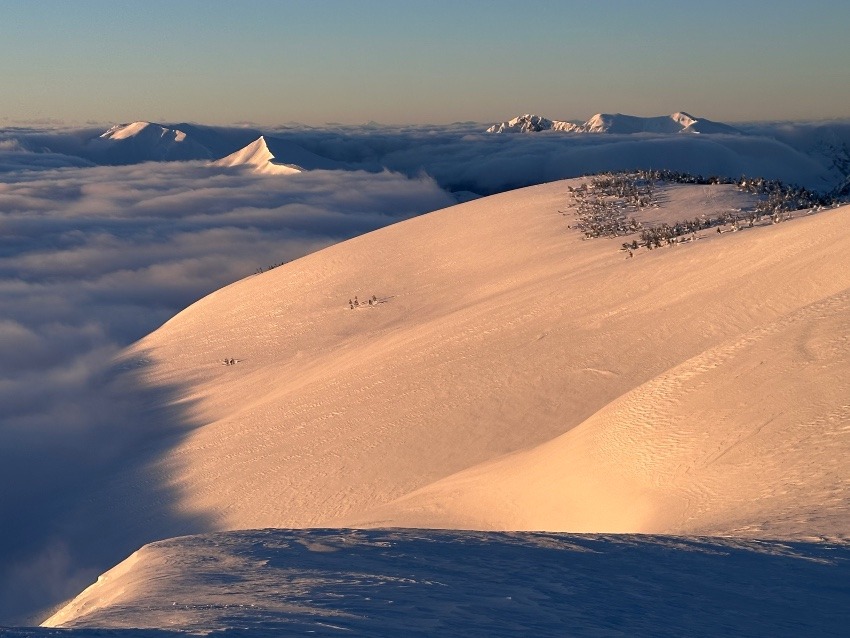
[212,136,303,175]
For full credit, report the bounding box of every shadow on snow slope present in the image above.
[0,352,215,625]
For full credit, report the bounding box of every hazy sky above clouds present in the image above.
[2,0,849,126]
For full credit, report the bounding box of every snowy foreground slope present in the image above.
[102,179,850,538]
[9,179,850,634]
[35,529,850,637]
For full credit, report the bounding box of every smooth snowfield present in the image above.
[37,529,850,637]
[99,179,850,539]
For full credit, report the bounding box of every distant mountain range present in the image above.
[2,116,849,195]
[8,112,747,171]
[486,112,741,135]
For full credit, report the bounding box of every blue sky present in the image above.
[2,0,849,126]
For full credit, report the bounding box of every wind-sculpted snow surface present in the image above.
[37,529,850,637]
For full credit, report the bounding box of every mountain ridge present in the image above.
[487,111,741,135]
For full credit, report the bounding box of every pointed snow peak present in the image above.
[212,136,303,175]
[243,135,273,158]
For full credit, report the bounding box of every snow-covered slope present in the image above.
[358,285,850,536]
[487,111,740,134]
[584,111,740,134]
[41,529,850,637]
[51,178,847,543]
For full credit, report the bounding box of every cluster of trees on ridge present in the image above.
[568,170,843,253]
[568,173,657,239]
